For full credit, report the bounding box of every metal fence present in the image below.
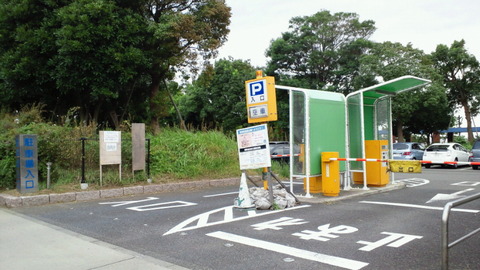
[441,192,480,270]
[3,136,151,188]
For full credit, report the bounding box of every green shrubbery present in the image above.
[150,129,239,180]
[0,107,242,191]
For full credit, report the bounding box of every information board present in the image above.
[100,131,121,165]
[132,123,146,172]
[15,134,39,193]
[236,124,271,170]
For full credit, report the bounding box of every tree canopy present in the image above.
[266,10,376,93]
[0,0,231,131]
[431,40,480,143]
[359,41,452,142]
[179,58,256,133]
[2,3,478,143]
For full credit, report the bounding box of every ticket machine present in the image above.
[364,140,389,186]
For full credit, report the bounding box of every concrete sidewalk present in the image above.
[0,178,405,270]
[0,208,188,270]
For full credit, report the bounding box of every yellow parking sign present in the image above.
[388,160,422,173]
[245,74,277,123]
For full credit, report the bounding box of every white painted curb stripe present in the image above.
[360,201,479,213]
[206,231,369,270]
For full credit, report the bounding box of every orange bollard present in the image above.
[321,152,340,197]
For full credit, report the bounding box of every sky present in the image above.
[214,0,480,130]
[216,0,480,67]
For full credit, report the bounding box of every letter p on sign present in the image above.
[249,81,264,96]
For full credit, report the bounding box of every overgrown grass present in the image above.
[0,107,243,191]
[150,128,239,180]
[1,106,290,193]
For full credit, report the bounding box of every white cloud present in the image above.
[216,0,480,67]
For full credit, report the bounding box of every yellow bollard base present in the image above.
[303,176,323,193]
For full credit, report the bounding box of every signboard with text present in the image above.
[245,76,277,123]
[236,124,271,170]
[15,134,39,193]
[100,131,121,165]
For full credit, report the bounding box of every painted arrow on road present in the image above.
[426,188,474,203]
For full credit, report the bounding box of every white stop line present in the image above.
[207,231,369,270]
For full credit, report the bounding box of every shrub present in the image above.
[1,107,242,190]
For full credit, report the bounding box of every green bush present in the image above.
[150,129,239,180]
[0,108,242,190]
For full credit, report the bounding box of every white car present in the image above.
[423,143,471,168]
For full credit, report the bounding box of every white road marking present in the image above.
[451,181,480,186]
[394,178,429,187]
[359,201,479,213]
[100,198,197,212]
[203,191,238,198]
[206,231,369,270]
[163,204,310,236]
[99,197,159,207]
[126,201,197,212]
[357,232,422,251]
[252,217,308,231]
[426,188,475,203]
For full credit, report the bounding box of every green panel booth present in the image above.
[346,76,431,189]
[276,75,430,197]
[276,86,346,197]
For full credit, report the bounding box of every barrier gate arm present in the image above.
[329,158,480,166]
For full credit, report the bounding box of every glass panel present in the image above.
[347,93,363,170]
[375,98,390,141]
[292,91,306,175]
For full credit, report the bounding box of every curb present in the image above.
[0,177,239,208]
[297,182,407,204]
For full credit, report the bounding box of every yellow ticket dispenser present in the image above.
[365,140,389,186]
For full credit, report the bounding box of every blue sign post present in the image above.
[16,134,39,193]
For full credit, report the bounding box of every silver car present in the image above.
[393,142,425,160]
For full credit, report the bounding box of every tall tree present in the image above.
[359,41,452,142]
[53,0,149,126]
[431,40,480,143]
[179,58,256,133]
[406,83,452,144]
[265,10,376,93]
[0,0,231,131]
[0,0,66,112]
[138,0,231,133]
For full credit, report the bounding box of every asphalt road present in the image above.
[12,167,480,270]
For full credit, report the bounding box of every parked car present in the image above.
[423,143,471,168]
[471,139,480,170]
[269,141,300,162]
[393,142,425,160]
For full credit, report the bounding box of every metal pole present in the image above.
[388,97,395,184]
[441,202,452,270]
[46,162,52,189]
[344,95,351,191]
[305,91,311,198]
[288,88,294,194]
[267,168,273,204]
[81,138,86,184]
[359,93,368,190]
[270,170,299,203]
[146,138,151,183]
